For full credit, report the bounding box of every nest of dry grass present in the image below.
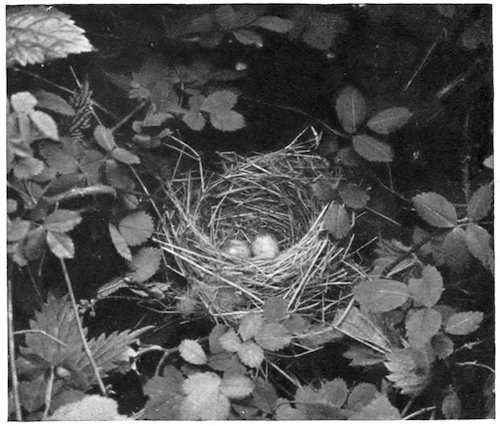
[156,129,360,324]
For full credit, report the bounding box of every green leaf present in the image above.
[405,308,442,348]
[215,5,237,30]
[219,328,243,353]
[445,311,483,335]
[209,110,246,132]
[343,345,385,367]
[219,374,254,399]
[44,209,82,233]
[409,265,444,307]
[14,156,44,179]
[237,341,264,368]
[209,324,229,354]
[347,383,379,412]
[24,227,47,260]
[467,184,493,221]
[11,92,38,114]
[263,296,288,323]
[232,29,263,47]
[201,90,238,113]
[313,178,338,202]
[367,107,413,135]
[112,147,140,165]
[302,12,347,51]
[251,16,294,33]
[46,231,74,258]
[142,368,184,420]
[442,389,461,419]
[465,224,494,273]
[127,247,161,282]
[349,395,401,420]
[238,313,264,342]
[442,227,470,272]
[7,218,31,242]
[282,314,310,335]
[48,395,127,420]
[384,348,431,395]
[339,183,370,209]
[352,134,393,162]
[324,203,350,239]
[335,86,366,133]
[254,323,292,351]
[118,211,155,246]
[431,334,454,359]
[39,142,79,174]
[34,90,75,116]
[412,192,457,228]
[252,378,278,414]
[354,279,410,313]
[179,339,207,365]
[318,378,348,407]
[94,125,116,151]
[108,223,132,261]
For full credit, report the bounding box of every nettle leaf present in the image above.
[237,341,264,368]
[210,110,246,132]
[232,29,263,47]
[354,279,410,313]
[34,90,75,116]
[179,339,207,365]
[445,311,484,335]
[302,12,348,51]
[349,394,401,420]
[252,377,278,414]
[263,296,288,323]
[142,367,184,420]
[409,265,444,307]
[251,16,294,33]
[412,192,457,228]
[127,247,161,282]
[385,348,431,395]
[219,328,243,353]
[94,125,116,152]
[352,134,393,162]
[442,389,462,419]
[431,334,454,360]
[339,183,370,209]
[465,224,494,273]
[405,308,442,348]
[11,91,38,114]
[442,227,470,273]
[219,374,254,399]
[254,323,292,351]
[335,86,366,133]
[118,211,154,246]
[30,110,59,140]
[108,223,132,261]
[367,107,413,135]
[112,147,140,165]
[209,324,229,354]
[44,209,82,233]
[46,231,74,258]
[467,184,493,221]
[238,313,264,342]
[347,383,379,412]
[6,6,93,67]
[324,203,350,239]
[39,143,79,174]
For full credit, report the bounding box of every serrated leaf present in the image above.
[182,110,206,131]
[282,314,310,335]
[467,184,492,221]
[367,107,413,135]
[238,313,264,342]
[349,394,401,420]
[442,227,470,272]
[46,231,74,258]
[44,209,82,233]
[39,142,79,174]
[108,223,132,261]
[319,378,348,407]
[252,16,294,33]
[94,125,116,151]
[119,211,154,246]
[7,6,93,67]
[352,134,393,162]
[208,351,237,371]
[413,192,457,228]
[324,203,350,239]
[343,345,385,367]
[48,395,127,420]
[406,308,442,348]
[339,183,370,209]
[219,328,242,353]
[254,323,291,351]
[263,297,288,323]
[335,86,366,133]
[384,348,431,395]
[313,179,338,202]
[14,156,44,179]
[11,91,38,114]
[302,12,347,51]
[442,390,461,419]
[431,334,454,359]
[237,341,264,368]
[252,378,278,414]
[209,324,229,354]
[142,368,184,420]
[220,374,254,399]
[275,398,307,420]
[354,279,410,313]
[445,311,483,335]
[465,224,493,272]
[127,247,161,282]
[201,90,238,113]
[179,339,207,365]
[409,265,443,307]
[7,218,31,242]
[233,29,263,47]
[209,110,246,132]
[34,90,75,116]
[347,383,379,412]
[7,198,18,214]
[111,147,140,165]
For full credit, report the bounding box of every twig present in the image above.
[403,406,436,420]
[44,184,116,205]
[42,367,55,420]
[7,278,22,421]
[455,361,495,375]
[59,259,107,395]
[13,329,67,347]
[401,395,416,417]
[111,100,148,133]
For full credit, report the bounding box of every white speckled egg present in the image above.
[251,233,280,259]
[221,239,252,259]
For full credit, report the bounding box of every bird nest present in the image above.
[156,129,359,324]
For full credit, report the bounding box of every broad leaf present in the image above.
[343,345,385,367]
[119,211,154,246]
[263,296,288,323]
[445,311,483,335]
[431,334,454,359]
[48,395,127,420]
[465,224,494,273]
[412,192,457,228]
[367,107,413,135]
[94,125,116,152]
[335,86,366,133]
[39,143,79,174]
[127,247,161,282]
[442,390,461,419]
[209,324,229,354]
[352,134,393,162]
[339,183,370,209]
[142,367,184,420]
[252,378,278,414]
[467,184,493,221]
[405,308,442,348]
[46,231,74,258]
[219,328,243,353]
[232,29,263,47]
[442,227,470,272]
[349,395,401,420]
[219,374,254,399]
[179,339,207,365]
[346,383,379,412]
[108,223,132,261]
[254,323,292,351]
[302,12,347,51]
[237,341,264,368]
[209,110,246,132]
[251,16,294,33]
[34,90,75,116]
[201,90,238,113]
[44,209,82,233]
[238,313,264,342]
[354,279,410,312]
[30,110,59,140]
[112,147,140,165]
[11,91,37,114]
[318,378,348,407]
[409,265,443,307]
[324,203,350,239]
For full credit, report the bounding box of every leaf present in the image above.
[48,395,127,420]
[412,192,457,228]
[263,296,288,323]
[324,203,350,239]
[431,334,454,359]
[220,374,254,399]
[335,86,366,133]
[6,6,93,67]
[209,110,246,132]
[201,90,238,113]
[108,223,132,261]
[14,156,45,179]
[7,199,18,214]
[238,313,264,342]
[339,183,370,209]
[282,314,311,335]
[112,147,140,164]
[275,398,307,420]
[7,218,31,242]
[142,368,184,420]
[367,107,413,135]
[442,227,470,272]
[302,12,347,51]
[232,29,263,47]
[237,341,264,368]
[343,345,385,367]
[442,389,461,419]
[39,142,79,174]
[313,179,338,202]
[44,209,82,233]
[254,323,291,351]
[209,324,229,354]
[179,339,207,365]
[11,91,38,114]
[208,352,239,372]
[319,378,348,407]
[405,308,442,348]
[445,311,484,335]
[354,279,410,313]
[352,134,393,162]
[119,211,155,246]
[467,184,492,221]
[482,154,493,169]
[349,394,401,420]
[384,348,431,395]
[34,90,75,116]
[219,328,243,353]
[409,265,443,307]
[252,16,294,33]
[252,377,278,414]
[465,224,494,272]
[182,110,206,131]
[215,4,237,30]
[94,125,116,151]
[126,247,160,282]
[46,231,74,258]
[347,383,379,412]
[24,227,47,260]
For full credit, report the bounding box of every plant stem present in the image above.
[59,258,107,395]
[42,367,55,419]
[403,406,436,420]
[7,278,22,421]
[111,100,148,133]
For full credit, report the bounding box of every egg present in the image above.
[251,233,280,259]
[221,239,252,259]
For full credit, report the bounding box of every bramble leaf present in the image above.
[238,313,264,342]
[219,374,254,399]
[324,203,350,239]
[108,223,132,261]
[46,231,74,258]
[119,211,154,246]
[263,296,288,323]
[219,328,243,353]
[34,90,75,116]
[352,134,393,162]
[127,247,161,282]
[142,367,184,420]
[201,90,238,113]
[409,265,443,307]
[251,16,294,33]
[44,209,82,233]
[405,308,442,348]
[347,383,379,412]
[349,395,401,420]
[30,110,59,140]
[335,86,366,133]
[445,311,483,335]
[354,279,410,313]
[7,218,31,242]
[39,142,79,174]
[367,107,413,135]
[14,156,45,179]
[319,378,348,407]
[179,339,207,365]
[412,192,457,228]
[313,179,338,202]
[252,377,278,414]
[465,224,494,273]
[442,227,470,272]
[467,184,493,221]
[237,341,264,368]
[339,183,370,209]
[254,323,292,351]
[182,95,206,131]
[384,348,431,395]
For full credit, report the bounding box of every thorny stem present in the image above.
[8,278,22,421]
[60,258,107,395]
